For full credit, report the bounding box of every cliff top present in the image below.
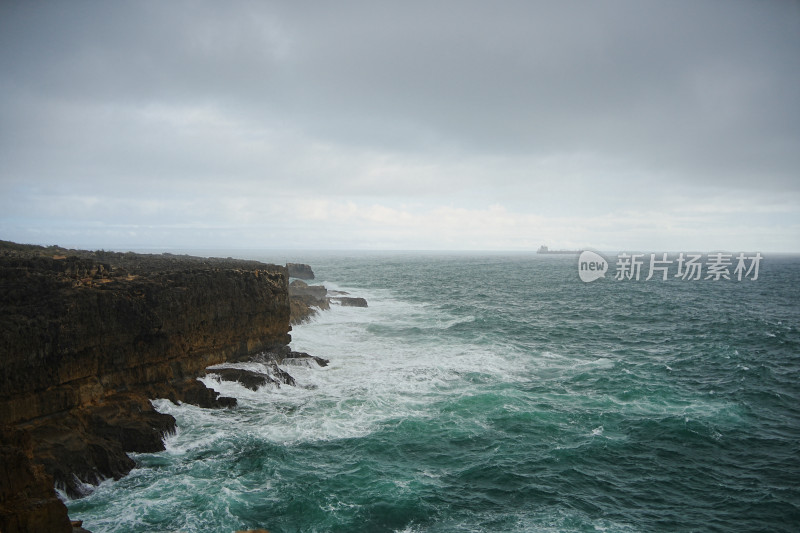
[0,240,280,274]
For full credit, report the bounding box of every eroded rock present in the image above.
[207,368,277,390]
[289,279,329,324]
[0,427,72,533]
[284,351,330,367]
[334,297,368,307]
[0,241,292,521]
[287,263,314,279]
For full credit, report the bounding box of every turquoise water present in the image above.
[66,253,800,532]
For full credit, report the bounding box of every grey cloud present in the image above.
[275,1,800,186]
[3,2,798,173]
[0,0,798,250]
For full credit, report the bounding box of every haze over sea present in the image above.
[66,252,800,532]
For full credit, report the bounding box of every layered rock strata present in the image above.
[0,241,292,531]
[289,280,370,323]
[287,263,315,280]
[288,279,330,324]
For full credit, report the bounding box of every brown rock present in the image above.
[0,241,291,513]
[287,262,314,279]
[0,427,72,533]
[289,279,327,300]
[288,279,329,324]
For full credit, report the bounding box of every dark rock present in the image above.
[284,351,330,367]
[0,241,291,518]
[268,363,296,387]
[0,427,72,533]
[164,379,237,409]
[288,280,329,324]
[85,394,176,453]
[0,241,328,525]
[247,346,291,363]
[334,297,368,307]
[71,520,93,533]
[287,263,314,279]
[27,394,181,497]
[208,368,278,390]
[0,247,290,428]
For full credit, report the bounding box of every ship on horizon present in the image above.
[537,245,582,255]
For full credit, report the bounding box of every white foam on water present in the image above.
[144,275,745,454]
[151,399,238,455]
[143,283,529,448]
[145,282,742,452]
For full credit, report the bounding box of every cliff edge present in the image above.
[0,241,291,532]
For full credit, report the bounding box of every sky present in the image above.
[1,1,798,252]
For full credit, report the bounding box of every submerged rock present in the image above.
[334,297,368,307]
[283,351,330,367]
[206,349,330,389]
[268,363,297,387]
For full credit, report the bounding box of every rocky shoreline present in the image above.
[289,279,368,324]
[0,241,335,532]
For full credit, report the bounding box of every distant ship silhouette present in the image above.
[537,245,582,254]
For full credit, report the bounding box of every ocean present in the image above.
[65,252,800,532]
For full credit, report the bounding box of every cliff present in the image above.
[288,280,369,324]
[0,241,292,532]
[287,262,314,280]
[289,279,330,324]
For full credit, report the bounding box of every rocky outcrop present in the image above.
[0,241,293,525]
[207,350,329,390]
[289,279,329,324]
[288,280,370,322]
[287,263,315,280]
[283,350,329,368]
[208,368,285,390]
[334,297,368,307]
[289,279,327,301]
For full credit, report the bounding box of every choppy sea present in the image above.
[66,252,800,532]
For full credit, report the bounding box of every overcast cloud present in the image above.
[1,0,798,251]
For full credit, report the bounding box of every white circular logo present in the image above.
[578,251,608,283]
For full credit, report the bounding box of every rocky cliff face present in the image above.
[288,279,330,324]
[0,426,72,533]
[0,242,291,531]
[287,262,315,280]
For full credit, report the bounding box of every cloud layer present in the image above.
[1,1,798,251]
